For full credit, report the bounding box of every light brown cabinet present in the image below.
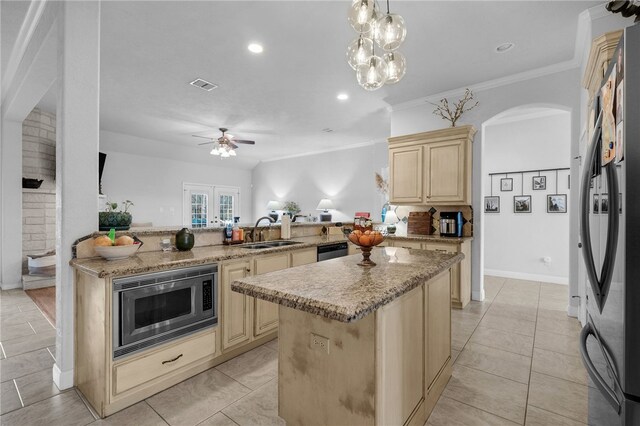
[425,270,451,389]
[386,239,471,309]
[388,126,475,206]
[221,260,252,350]
[253,253,289,337]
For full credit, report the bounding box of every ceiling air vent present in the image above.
[189,78,218,91]
[322,128,333,133]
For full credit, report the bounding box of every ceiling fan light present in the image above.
[376,13,406,51]
[348,0,375,32]
[383,51,406,84]
[346,35,374,70]
[356,55,388,91]
[229,149,237,156]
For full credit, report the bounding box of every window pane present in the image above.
[191,193,208,228]
[219,194,234,222]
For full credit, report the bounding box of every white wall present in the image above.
[483,111,571,283]
[391,67,581,301]
[252,142,388,223]
[100,132,253,227]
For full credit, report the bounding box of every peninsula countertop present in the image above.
[70,235,350,278]
[231,247,464,323]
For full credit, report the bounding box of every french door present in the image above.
[183,184,240,228]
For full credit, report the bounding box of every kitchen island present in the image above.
[232,247,463,426]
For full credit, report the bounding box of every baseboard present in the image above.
[472,289,485,301]
[484,269,568,285]
[53,364,74,390]
[567,304,579,318]
[0,281,23,290]
[22,275,55,290]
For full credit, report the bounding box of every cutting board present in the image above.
[407,212,433,235]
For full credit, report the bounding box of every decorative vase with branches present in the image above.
[429,88,479,127]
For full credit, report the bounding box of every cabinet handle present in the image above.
[435,249,448,253]
[246,268,251,273]
[162,354,183,365]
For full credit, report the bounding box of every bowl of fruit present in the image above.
[347,229,385,267]
[93,234,142,260]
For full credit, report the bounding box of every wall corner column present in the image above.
[54,0,100,390]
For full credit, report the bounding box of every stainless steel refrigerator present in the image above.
[580,23,640,425]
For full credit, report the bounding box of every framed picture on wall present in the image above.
[514,195,532,213]
[501,178,513,192]
[484,196,500,213]
[547,194,567,213]
[593,194,599,214]
[532,176,546,190]
[601,193,609,214]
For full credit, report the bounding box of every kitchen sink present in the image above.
[241,240,303,249]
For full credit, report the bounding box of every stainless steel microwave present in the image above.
[112,265,218,359]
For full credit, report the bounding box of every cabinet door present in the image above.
[425,140,465,204]
[254,254,289,337]
[221,261,252,350]
[425,270,451,389]
[291,248,317,267]
[389,145,423,204]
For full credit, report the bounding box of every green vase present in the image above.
[175,228,195,251]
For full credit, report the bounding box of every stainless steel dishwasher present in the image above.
[317,242,349,262]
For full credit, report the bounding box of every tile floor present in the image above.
[0,277,587,426]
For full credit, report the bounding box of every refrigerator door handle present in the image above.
[580,321,622,414]
[580,111,620,312]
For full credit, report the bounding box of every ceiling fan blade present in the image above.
[228,142,239,149]
[232,139,255,145]
[197,141,216,146]
[192,135,216,140]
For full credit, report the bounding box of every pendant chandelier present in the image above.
[347,0,407,91]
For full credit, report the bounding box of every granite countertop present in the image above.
[70,235,351,278]
[386,234,474,244]
[231,248,464,323]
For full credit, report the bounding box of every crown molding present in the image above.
[260,139,386,163]
[485,108,568,127]
[390,58,579,113]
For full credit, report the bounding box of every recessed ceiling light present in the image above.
[337,93,349,101]
[248,43,264,54]
[495,42,515,53]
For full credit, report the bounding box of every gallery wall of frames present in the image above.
[484,167,570,214]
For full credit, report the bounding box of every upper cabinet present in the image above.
[388,126,476,206]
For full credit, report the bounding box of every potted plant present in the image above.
[283,201,301,218]
[99,200,134,231]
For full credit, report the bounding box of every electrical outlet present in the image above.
[310,333,330,354]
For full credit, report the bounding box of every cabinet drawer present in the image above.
[114,329,216,395]
[394,241,423,250]
[291,248,317,267]
[424,242,457,254]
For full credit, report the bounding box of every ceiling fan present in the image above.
[193,128,255,158]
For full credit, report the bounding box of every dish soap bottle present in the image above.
[225,221,233,241]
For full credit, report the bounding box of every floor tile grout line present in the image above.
[531,370,591,389]
[46,346,56,361]
[27,321,37,334]
[455,362,531,388]
[463,340,533,359]
[12,379,25,408]
[439,394,523,425]
[527,402,589,425]
[522,281,542,425]
[75,388,100,421]
[144,399,171,425]
[0,342,6,359]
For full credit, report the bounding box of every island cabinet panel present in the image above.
[389,145,424,204]
[426,270,451,389]
[290,247,317,267]
[277,268,453,426]
[375,287,425,426]
[253,253,289,337]
[392,240,423,250]
[221,260,253,350]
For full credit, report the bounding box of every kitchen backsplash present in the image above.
[394,205,473,237]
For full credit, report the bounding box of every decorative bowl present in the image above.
[347,230,385,267]
[94,243,141,260]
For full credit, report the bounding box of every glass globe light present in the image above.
[383,51,406,84]
[376,13,407,51]
[348,0,375,33]
[363,3,381,40]
[229,149,237,156]
[346,35,373,70]
[210,143,221,155]
[356,55,388,91]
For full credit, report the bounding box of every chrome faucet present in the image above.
[249,216,276,242]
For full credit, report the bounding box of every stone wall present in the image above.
[22,108,57,270]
